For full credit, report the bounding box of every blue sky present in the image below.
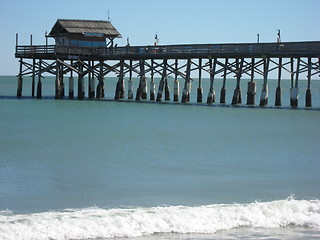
[0,0,319,75]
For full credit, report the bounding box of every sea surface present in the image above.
[0,75,320,240]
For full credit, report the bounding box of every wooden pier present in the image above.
[15,19,320,107]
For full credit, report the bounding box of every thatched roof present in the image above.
[48,19,121,38]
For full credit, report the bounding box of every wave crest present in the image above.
[0,199,319,240]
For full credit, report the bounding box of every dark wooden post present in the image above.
[259,58,270,106]
[182,59,191,103]
[96,60,104,98]
[55,60,61,99]
[207,58,217,104]
[17,58,23,97]
[136,60,146,100]
[157,59,167,101]
[173,59,179,102]
[115,59,125,99]
[78,60,84,100]
[247,58,256,105]
[197,58,203,102]
[291,58,300,107]
[306,57,312,107]
[69,60,74,99]
[128,60,133,99]
[290,58,294,106]
[220,58,228,104]
[232,58,244,105]
[275,58,282,106]
[36,59,42,99]
[150,59,155,100]
[32,58,36,97]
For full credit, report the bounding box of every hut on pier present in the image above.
[48,19,121,47]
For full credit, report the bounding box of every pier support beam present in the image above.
[220,58,228,104]
[150,59,155,100]
[306,57,312,107]
[17,58,23,97]
[247,58,256,105]
[32,58,36,97]
[128,60,134,99]
[173,59,179,102]
[136,60,147,100]
[115,59,125,100]
[69,61,74,99]
[157,59,167,101]
[275,58,282,106]
[96,60,105,99]
[55,60,62,99]
[36,59,42,99]
[207,58,216,104]
[78,61,84,100]
[165,78,170,101]
[89,61,95,99]
[182,59,191,103]
[290,58,300,107]
[197,58,203,102]
[259,58,270,106]
[232,58,243,105]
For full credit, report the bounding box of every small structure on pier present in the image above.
[48,19,121,47]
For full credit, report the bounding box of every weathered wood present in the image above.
[220,58,228,104]
[182,59,191,103]
[96,60,104,98]
[36,59,42,99]
[306,57,312,107]
[259,58,270,106]
[197,58,203,102]
[157,59,167,101]
[17,58,23,97]
[247,58,256,105]
[231,58,244,105]
[275,58,282,106]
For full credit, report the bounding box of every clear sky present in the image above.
[0,0,319,75]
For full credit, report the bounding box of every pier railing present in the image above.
[15,41,320,59]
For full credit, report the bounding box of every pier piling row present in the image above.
[15,42,320,107]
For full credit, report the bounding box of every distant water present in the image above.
[0,76,320,240]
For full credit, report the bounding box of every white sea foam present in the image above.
[0,199,319,240]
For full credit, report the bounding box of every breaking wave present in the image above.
[0,198,319,240]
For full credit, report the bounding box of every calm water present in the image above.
[0,76,320,240]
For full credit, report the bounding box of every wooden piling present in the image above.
[128,60,134,99]
[78,61,84,100]
[136,60,146,100]
[197,58,203,102]
[275,58,282,106]
[69,61,74,99]
[55,60,61,99]
[32,58,36,97]
[207,58,216,104]
[164,78,170,101]
[290,58,300,107]
[232,58,243,105]
[173,59,179,102]
[259,58,270,106]
[36,59,42,99]
[306,57,312,107]
[290,58,294,106]
[17,58,23,97]
[247,58,256,105]
[182,59,191,103]
[96,60,104,98]
[220,58,228,104]
[156,59,167,101]
[150,59,155,100]
[115,59,125,100]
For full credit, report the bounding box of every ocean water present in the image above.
[0,75,320,240]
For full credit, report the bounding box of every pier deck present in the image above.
[15,41,320,60]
